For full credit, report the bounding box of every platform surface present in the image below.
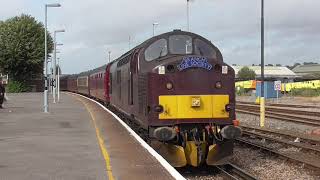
[0,93,176,180]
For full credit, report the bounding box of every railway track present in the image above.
[179,164,257,180]
[236,103,320,126]
[237,103,320,116]
[216,163,257,180]
[237,126,320,169]
[237,101,320,109]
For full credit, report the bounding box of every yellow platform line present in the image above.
[75,96,115,180]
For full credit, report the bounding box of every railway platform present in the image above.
[0,93,180,180]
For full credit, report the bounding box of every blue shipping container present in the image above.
[256,81,282,99]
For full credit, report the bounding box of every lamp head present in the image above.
[46,3,61,7]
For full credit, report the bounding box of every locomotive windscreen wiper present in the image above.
[197,47,204,56]
[155,49,164,61]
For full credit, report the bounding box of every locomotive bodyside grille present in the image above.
[138,74,148,114]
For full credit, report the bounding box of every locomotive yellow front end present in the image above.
[157,94,234,167]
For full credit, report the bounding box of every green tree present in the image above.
[238,66,256,80]
[0,14,53,84]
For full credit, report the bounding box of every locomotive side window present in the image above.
[194,39,217,58]
[169,35,192,54]
[144,39,168,61]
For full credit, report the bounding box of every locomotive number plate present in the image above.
[191,97,201,107]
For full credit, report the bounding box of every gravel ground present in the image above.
[237,95,320,105]
[180,166,225,180]
[184,173,224,180]
[232,145,320,180]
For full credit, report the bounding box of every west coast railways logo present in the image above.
[177,57,212,71]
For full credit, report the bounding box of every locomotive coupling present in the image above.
[220,125,242,139]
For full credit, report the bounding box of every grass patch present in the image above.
[7,81,31,93]
[290,88,320,97]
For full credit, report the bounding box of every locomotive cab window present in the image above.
[169,35,192,54]
[144,39,168,61]
[194,39,217,58]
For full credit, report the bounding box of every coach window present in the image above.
[194,39,217,58]
[144,39,168,61]
[169,35,192,55]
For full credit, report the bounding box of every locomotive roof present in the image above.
[77,64,107,76]
[74,30,220,76]
[90,64,107,74]
[112,30,217,63]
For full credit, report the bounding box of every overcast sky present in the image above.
[0,0,319,74]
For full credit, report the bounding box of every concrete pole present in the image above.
[57,59,60,102]
[153,24,155,37]
[260,0,265,127]
[52,30,64,103]
[49,58,53,94]
[108,51,111,63]
[43,3,61,112]
[187,0,190,31]
[53,32,57,103]
[44,5,48,112]
[152,23,159,37]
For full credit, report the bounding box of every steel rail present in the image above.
[237,104,320,117]
[216,163,258,180]
[242,130,320,153]
[240,108,320,123]
[240,125,320,144]
[237,101,320,109]
[236,138,320,169]
[237,109,320,126]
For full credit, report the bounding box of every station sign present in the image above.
[274,81,281,91]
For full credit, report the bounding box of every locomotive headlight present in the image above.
[215,81,222,89]
[225,104,232,112]
[154,105,164,113]
[166,82,173,90]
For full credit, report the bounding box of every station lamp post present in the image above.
[108,51,111,63]
[47,57,52,94]
[152,22,159,37]
[44,3,61,113]
[55,44,63,103]
[187,0,190,31]
[57,57,61,102]
[53,30,65,103]
[260,0,265,127]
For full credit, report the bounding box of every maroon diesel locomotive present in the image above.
[61,30,241,167]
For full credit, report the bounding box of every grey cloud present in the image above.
[1,0,319,73]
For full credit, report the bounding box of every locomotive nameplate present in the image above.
[177,57,212,71]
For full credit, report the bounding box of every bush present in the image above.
[290,88,320,97]
[7,81,31,93]
[238,66,256,80]
[236,87,252,96]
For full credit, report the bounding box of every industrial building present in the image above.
[232,65,297,80]
[292,64,320,77]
